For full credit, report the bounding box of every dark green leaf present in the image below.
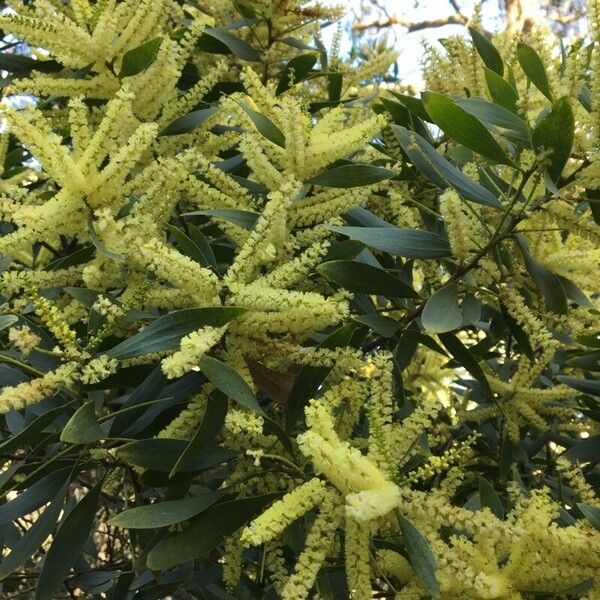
[421,92,515,166]
[106,307,245,360]
[239,102,285,147]
[199,356,263,414]
[557,376,600,397]
[120,37,162,78]
[484,67,519,113]
[578,503,600,530]
[438,332,493,398]
[183,208,259,229]
[455,98,528,142]
[169,394,228,478]
[397,512,440,599]
[200,28,260,62]
[329,226,450,259]
[0,479,68,581]
[309,164,395,188]
[479,477,504,519]
[35,480,103,600]
[392,125,502,208]
[0,52,62,75]
[518,238,567,314]
[146,493,281,570]
[276,53,318,95]
[532,97,575,181]
[60,401,104,445]
[160,107,219,136]
[421,284,462,333]
[0,406,64,455]
[517,42,553,101]
[0,469,70,525]
[354,315,400,338]
[43,246,95,271]
[469,28,503,76]
[389,92,432,122]
[166,224,212,266]
[0,315,18,331]
[328,72,343,101]
[115,439,236,472]
[556,275,591,307]
[563,434,600,462]
[108,489,226,529]
[317,260,418,298]
[286,324,354,431]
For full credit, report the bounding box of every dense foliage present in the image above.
[0,0,599,598]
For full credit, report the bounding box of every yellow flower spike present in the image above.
[240,478,327,547]
[281,489,343,600]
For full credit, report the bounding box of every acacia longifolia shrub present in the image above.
[0,0,599,598]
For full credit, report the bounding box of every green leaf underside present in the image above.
[106,307,246,359]
[392,125,502,208]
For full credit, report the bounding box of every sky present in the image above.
[321,0,538,86]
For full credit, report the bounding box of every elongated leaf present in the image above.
[455,98,529,142]
[484,67,518,113]
[309,164,395,188]
[169,394,228,478]
[35,480,103,600]
[392,125,502,208]
[160,107,219,136]
[329,226,450,259]
[0,479,69,581]
[389,92,432,122]
[532,97,574,181]
[517,42,553,101]
[0,406,64,454]
[557,376,600,397]
[469,28,503,75]
[354,314,400,338]
[120,37,162,78]
[0,315,18,331]
[0,469,69,525]
[108,489,226,529]
[199,356,263,414]
[200,28,260,62]
[317,260,418,298]
[286,324,354,431]
[239,102,285,147]
[479,477,504,519]
[422,92,515,166]
[438,331,493,398]
[518,239,567,314]
[397,512,440,599]
[276,53,318,95]
[147,493,281,570]
[60,401,103,444]
[0,52,61,75]
[88,213,124,263]
[166,224,212,266]
[184,208,258,229]
[563,434,600,462]
[106,307,245,360]
[578,503,600,530]
[115,439,235,472]
[43,246,95,271]
[421,284,462,333]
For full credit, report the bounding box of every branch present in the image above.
[352,13,468,33]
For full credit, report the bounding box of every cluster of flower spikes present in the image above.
[234,354,600,600]
[0,0,599,598]
[0,0,397,417]
[358,4,600,443]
